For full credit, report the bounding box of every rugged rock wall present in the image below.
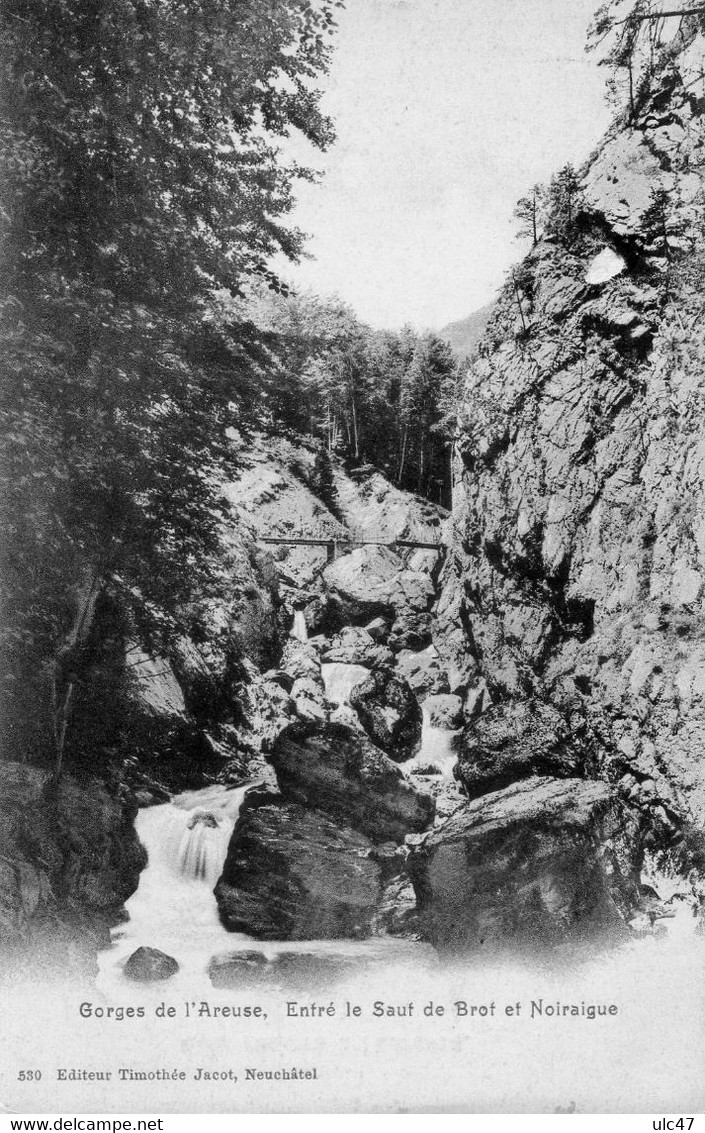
[0,764,145,979]
[435,21,705,866]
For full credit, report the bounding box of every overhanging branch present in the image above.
[617,6,705,22]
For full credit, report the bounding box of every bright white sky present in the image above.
[280,0,612,331]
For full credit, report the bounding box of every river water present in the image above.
[97,781,427,996]
[98,656,702,1008]
[292,609,308,642]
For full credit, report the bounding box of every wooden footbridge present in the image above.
[258,534,443,563]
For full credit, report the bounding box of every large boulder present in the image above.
[349,671,423,762]
[394,647,450,699]
[215,791,382,940]
[320,626,394,670]
[388,611,434,652]
[456,700,582,799]
[323,546,435,624]
[289,677,328,722]
[270,721,434,843]
[277,639,328,721]
[409,776,642,954]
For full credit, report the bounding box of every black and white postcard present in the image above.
[1,0,704,1115]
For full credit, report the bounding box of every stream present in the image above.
[98,651,702,999]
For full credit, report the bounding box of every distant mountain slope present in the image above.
[438,302,494,360]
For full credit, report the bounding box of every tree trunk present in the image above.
[51,568,103,780]
[398,424,409,484]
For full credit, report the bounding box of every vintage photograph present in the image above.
[0,0,704,1115]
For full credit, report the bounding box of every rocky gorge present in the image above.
[3,10,705,987]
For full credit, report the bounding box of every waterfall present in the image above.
[321,662,369,707]
[406,703,459,776]
[97,783,251,991]
[292,608,308,642]
[97,778,427,994]
[176,810,234,885]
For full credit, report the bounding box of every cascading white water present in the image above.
[292,609,308,642]
[321,662,369,707]
[97,784,252,992]
[97,780,426,994]
[407,703,460,776]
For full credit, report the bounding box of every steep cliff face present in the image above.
[436,22,705,856]
[0,764,145,979]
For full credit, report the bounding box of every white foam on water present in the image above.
[292,609,308,642]
[321,662,369,707]
[405,702,459,777]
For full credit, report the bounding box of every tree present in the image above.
[513,184,546,245]
[545,163,583,243]
[0,0,343,772]
[398,335,458,502]
[586,1,703,119]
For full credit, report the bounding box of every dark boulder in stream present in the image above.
[320,625,394,669]
[270,720,434,843]
[408,776,643,954]
[208,949,368,989]
[123,946,179,981]
[215,790,383,940]
[348,670,422,762]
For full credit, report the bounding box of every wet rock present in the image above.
[304,594,343,637]
[215,791,382,940]
[365,617,390,642]
[279,639,323,684]
[289,677,327,722]
[388,611,434,652]
[424,694,464,730]
[123,947,179,982]
[234,663,297,756]
[349,670,423,762]
[456,700,583,799]
[395,647,450,699]
[208,948,383,989]
[465,679,491,720]
[208,950,269,987]
[270,720,434,843]
[409,777,642,954]
[265,951,365,988]
[321,626,394,670]
[371,872,423,940]
[262,669,295,694]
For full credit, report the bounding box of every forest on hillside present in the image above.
[0,0,460,775]
[1,0,696,776]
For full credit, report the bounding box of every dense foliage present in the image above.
[230,285,460,505]
[0,0,342,767]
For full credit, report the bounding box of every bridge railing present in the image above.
[257,532,443,562]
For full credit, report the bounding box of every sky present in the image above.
[280,0,613,331]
